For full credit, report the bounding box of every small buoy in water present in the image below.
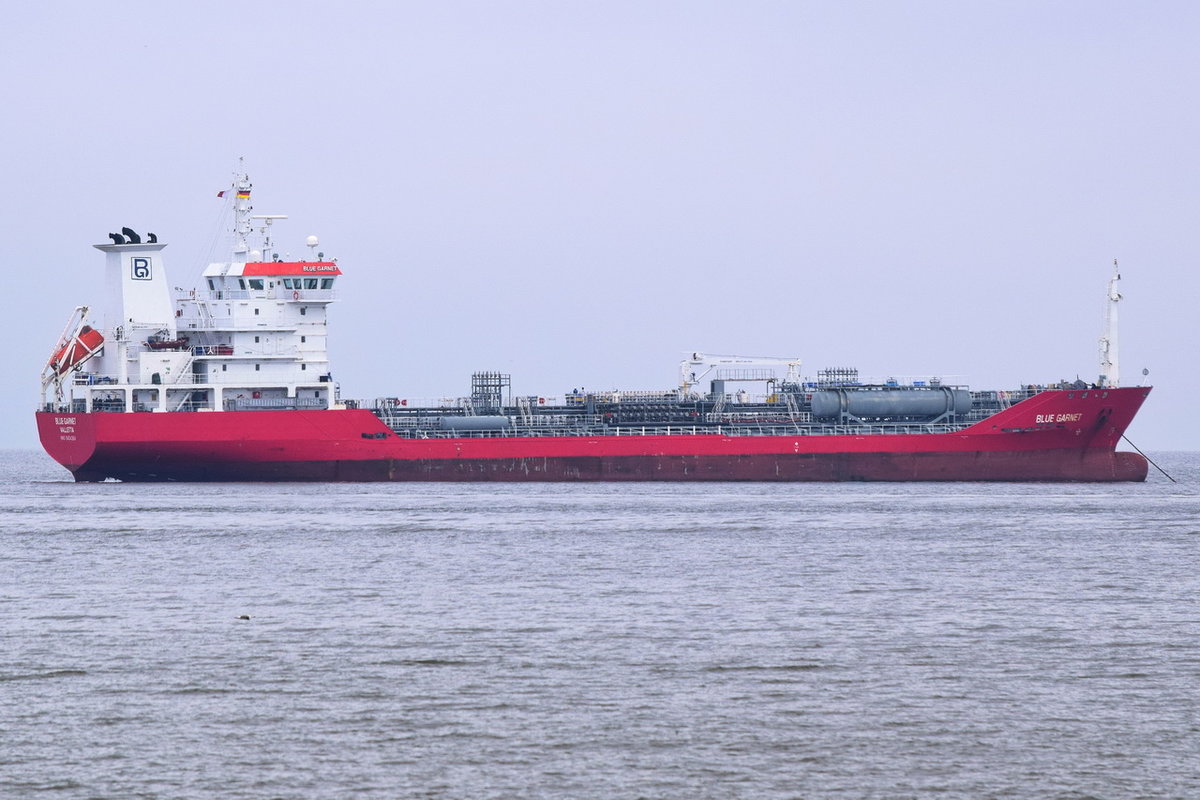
[237,615,251,620]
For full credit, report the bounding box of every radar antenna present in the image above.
[250,215,289,261]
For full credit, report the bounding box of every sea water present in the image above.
[2,449,1198,799]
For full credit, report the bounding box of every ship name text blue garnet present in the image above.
[1036,413,1084,424]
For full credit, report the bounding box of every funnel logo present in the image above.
[131,257,151,280]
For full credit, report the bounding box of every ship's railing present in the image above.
[567,390,681,405]
[706,410,813,424]
[72,373,121,386]
[73,372,209,387]
[377,411,606,429]
[971,388,1042,403]
[192,345,235,356]
[46,399,94,414]
[965,387,1043,421]
[192,345,304,358]
[279,289,336,302]
[72,372,187,386]
[224,397,330,411]
[372,389,1042,415]
[387,422,974,439]
[374,397,482,411]
[175,288,337,303]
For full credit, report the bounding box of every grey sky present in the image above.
[4,1,1196,450]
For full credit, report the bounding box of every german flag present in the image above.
[236,189,251,199]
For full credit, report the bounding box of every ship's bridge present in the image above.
[201,260,342,301]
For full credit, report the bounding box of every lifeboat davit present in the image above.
[50,326,105,376]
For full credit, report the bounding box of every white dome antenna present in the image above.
[306,235,319,258]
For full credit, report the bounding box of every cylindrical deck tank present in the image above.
[810,387,971,421]
[436,415,512,431]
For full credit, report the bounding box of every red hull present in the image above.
[37,387,1151,482]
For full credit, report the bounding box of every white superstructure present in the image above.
[41,169,342,414]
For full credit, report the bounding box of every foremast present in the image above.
[1099,259,1121,388]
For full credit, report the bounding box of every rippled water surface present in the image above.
[2,449,1198,799]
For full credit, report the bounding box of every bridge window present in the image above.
[321,278,334,289]
[304,279,318,289]
[238,279,246,290]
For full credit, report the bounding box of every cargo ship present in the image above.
[36,171,1151,482]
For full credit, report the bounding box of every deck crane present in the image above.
[679,352,802,394]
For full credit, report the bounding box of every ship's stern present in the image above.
[36,411,101,481]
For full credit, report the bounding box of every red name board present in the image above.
[242,261,342,276]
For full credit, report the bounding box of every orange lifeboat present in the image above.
[50,325,105,376]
